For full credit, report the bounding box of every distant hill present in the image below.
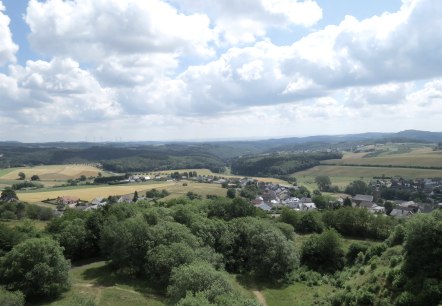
[1,130,441,172]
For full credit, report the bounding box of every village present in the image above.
[51,171,442,219]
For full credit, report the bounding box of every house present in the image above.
[91,197,106,206]
[57,196,80,206]
[370,205,386,214]
[359,201,376,209]
[301,202,317,211]
[390,207,415,218]
[300,197,312,204]
[257,203,272,211]
[262,191,278,203]
[352,194,374,205]
[117,195,133,203]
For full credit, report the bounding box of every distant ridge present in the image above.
[1,130,441,147]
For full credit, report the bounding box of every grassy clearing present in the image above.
[31,261,165,306]
[262,282,335,306]
[17,181,227,203]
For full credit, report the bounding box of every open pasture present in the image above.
[17,181,227,203]
[0,164,105,181]
[151,168,289,184]
[323,147,442,168]
[295,165,442,179]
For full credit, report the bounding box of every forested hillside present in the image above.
[231,152,343,177]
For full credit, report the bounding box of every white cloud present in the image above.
[0,1,18,65]
[25,0,215,60]
[2,57,120,124]
[171,0,322,45]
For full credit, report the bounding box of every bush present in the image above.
[346,243,369,265]
[0,287,25,306]
[387,224,405,246]
[296,211,324,234]
[0,237,70,298]
[301,229,344,273]
[167,261,234,304]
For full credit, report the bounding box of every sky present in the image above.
[0,0,441,142]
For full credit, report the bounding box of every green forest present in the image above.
[231,152,343,177]
[1,194,441,305]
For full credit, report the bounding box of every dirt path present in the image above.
[253,290,268,306]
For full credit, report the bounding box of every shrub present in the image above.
[0,287,25,306]
[0,237,70,298]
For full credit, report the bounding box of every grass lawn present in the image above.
[31,261,166,306]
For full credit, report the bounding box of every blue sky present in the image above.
[0,0,441,142]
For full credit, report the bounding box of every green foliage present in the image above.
[167,261,234,304]
[208,198,257,221]
[187,191,202,200]
[11,181,43,190]
[345,180,370,196]
[386,224,406,246]
[346,243,369,265]
[224,217,299,280]
[301,229,344,273]
[0,287,24,306]
[296,211,324,234]
[274,222,295,240]
[231,152,343,177]
[145,242,201,286]
[145,188,170,199]
[403,211,442,279]
[239,183,259,200]
[18,172,26,180]
[30,174,40,181]
[101,217,200,275]
[0,201,52,221]
[322,207,396,240]
[279,207,299,229]
[0,187,18,202]
[0,237,70,298]
[226,188,236,199]
[315,175,332,192]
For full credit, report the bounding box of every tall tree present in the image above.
[18,172,26,180]
[315,175,331,191]
[0,237,70,298]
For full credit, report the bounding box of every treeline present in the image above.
[0,144,227,173]
[0,201,53,222]
[231,152,343,177]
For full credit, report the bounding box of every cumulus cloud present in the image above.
[2,57,120,124]
[170,0,322,45]
[25,0,215,60]
[0,1,18,65]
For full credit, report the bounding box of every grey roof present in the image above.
[257,203,272,211]
[359,201,375,209]
[353,194,374,202]
[390,208,414,218]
